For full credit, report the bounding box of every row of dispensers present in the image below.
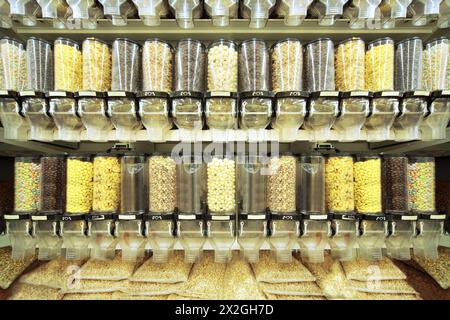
[0,90,449,143]
[1,0,449,29]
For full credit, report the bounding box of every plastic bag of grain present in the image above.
[63,292,115,300]
[129,251,192,283]
[347,279,417,294]
[341,257,406,281]
[120,280,181,295]
[113,292,169,300]
[411,247,450,290]
[179,252,227,300]
[8,284,63,300]
[0,247,36,289]
[351,291,421,300]
[19,258,85,290]
[221,252,265,300]
[252,251,316,283]
[265,292,327,300]
[63,279,125,294]
[259,281,324,297]
[76,253,137,280]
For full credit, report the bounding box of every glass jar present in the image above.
[354,155,382,214]
[270,38,303,92]
[66,155,93,214]
[0,37,26,91]
[325,154,354,213]
[121,154,148,214]
[382,155,409,214]
[239,39,270,92]
[92,154,121,213]
[305,38,335,92]
[238,155,266,214]
[422,37,449,92]
[207,40,238,92]
[365,37,394,92]
[142,39,173,92]
[40,156,66,214]
[267,155,296,213]
[408,156,435,213]
[174,39,206,92]
[26,37,53,92]
[207,155,236,215]
[54,37,82,92]
[297,155,326,215]
[111,38,142,92]
[82,37,111,92]
[148,154,177,213]
[14,156,41,213]
[395,37,423,92]
[335,37,365,91]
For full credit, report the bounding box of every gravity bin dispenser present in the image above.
[408,0,442,26]
[297,155,330,263]
[48,91,84,142]
[98,0,137,26]
[0,91,30,140]
[326,154,358,261]
[107,91,142,142]
[267,155,300,263]
[364,91,401,141]
[66,0,103,29]
[308,0,347,26]
[176,156,206,263]
[36,0,72,28]
[204,0,238,26]
[77,91,112,142]
[0,0,12,28]
[239,92,273,142]
[145,155,177,263]
[19,91,53,141]
[420,90,450,140]
[168,0,203,28]
[343,0,382,29]
[131,0,169,26]
[274,0,313,26]
[32,156,66,261]
[7,0,40,26]
[138,92,172,142]
[272,92,308,143]
[240,0,276,28]
[237,155,268,263]
[205,92,238,142]
[355,155,388,261]
[304,92,339,142]
[378,0,413,28]
[409,156,444,260]
[171,92,204,142]
[115,155,147,262]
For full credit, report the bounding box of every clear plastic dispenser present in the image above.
[138,92,172,142]
[267,155,299,263]
[240,0,276,28]
[7,0,40,26]
[99,0,137,26]
[239,91,273,142]
[171,91,204,141]
[21,91,55,141]
[47,91,83,141]
[205,92,238,142]
[437,0,450,28]
[131,0,169,26]
[66,0,103,29]
[0,91,30,140]
[274,0,313,26]
[145,155,177,263]
[107,91,141,142]
[326,155,357,261]
[382,155,415,261]
[304,91,339,141]
[0,0,12,28]
[237,155,267,263]
[297,155,329,263]
[204,0,238,26]
[272,92,307,142]
[334,91,370,142]
[364,91,401,141]
[168,0,203,28]
[343,0,382,29]
[36,0,71,28]
[77,91,111,142]
[392,91,429,141]
[420,90,450,140]
[176,156,206,263]
[88,155,120,261]
[61,155,92,260]
[378,0,413,28]
[354,155,387,261]
[308,0,348,26]
[32,156,66,261]
[408,0,442,26]
[116,155,147,262]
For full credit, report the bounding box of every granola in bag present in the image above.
[265,292,327,300]
[8,284,63,300]
[0,247,37,289]
[347,279,417,294]
[120,280,181,295]
[411,247,450,290]
[63,292,115,300]
[76,253,137,280]
[113,292,169,300]
[63,279,124,294]
[341,257,406,281]
[259,281,324,296]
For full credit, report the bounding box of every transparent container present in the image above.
[54,38,82,92]
[239,92,273,130]
[14,156,41,213]
[422,37,449,92]
[21,91,56,141]
[0,37,26,92]
[204,0,238,26]
[121,155,148,214]
[177,156,206,214]
[111,38,141,93]
[66,155,93,214]
[142,39,173,92]
[26,37,53,92]
[66,0,103,29]
[36,0,71,28]
[272,92,308,142]
[107,92,142,142]
[39,156,66,214]
[6,0,40,26]
[168,0,203,28]
[305,38,335,92]
[354,155,382,214]
[205,92,238,131]
[207,156,236,215]
[207,40,238,92]
[395,37,423,92]
[240,0,276,28]
[239,39,270,92]
[408,0,442,26]
[308,0,347,26]
[437,0,450,28]
[364,91,401,141]
[274,0,313,26]
[392,91,428,141]
[131,0,170,26]
[365,37,395,92]
[382,155,409,214]
[174,39,206,92]
[335,37,365,91]
[343,0,382,29]
[325,154,354,213]
[304,91,339,141]
[48,92,84,141]
[297,155,325,215]
[378,0,413,28]
[238,155,266,214]
[77,91,112,142]
[82,37,111,92]
[333,91,370,142]
[267,155,297,213]
[148,154,177,213]
[271,39,303,93]
[137,91,172,142]
[0,0,12,28]
[98,0,137,26]
[408,156,435,213]
[0,92,30,140]
[420,90,450,140]
[171,92,204,131]
[92,154,121,213]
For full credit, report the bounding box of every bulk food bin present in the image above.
[239,39,270,92]
[66,0,104,29]
[335,37,365,91]
[365,37,395,92]
[307,0,348,26]
[82,37,111,92]
[138,91,172,142]
[0,91,30,140]
[420,90,450,140]
[20,90,55,142]
[204,0,238,26]
[176,156,206,262]
[395,37,423,92]
[408,0,441,26]
[168,0,203,28]
[267,155,298,262]
[422,37,449,92]
[364,91,401,141]
[333,91,370,142]
[272,91,307,142]
[77,91,112,142]
[54,38,82,92]
[0,0,11,28]
[343,0,382,29]
[304,91,339,141]
[304,38,335,92]
[6,0,40,26]
[99,0,137,26]
[274,0,313,26]
[131,0,170,26]
[48,91,84,141]
[378,0,412,28]
[271,38,303,93]
[142,39,173,93]
[392,90,429,141]
[111,38,141,93]
[240,0,276,28]
[107,91,142,142]
[36,0,71,29]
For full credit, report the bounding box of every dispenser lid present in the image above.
[83,37,109,46]
[431,90,450,99]
[19,91,46,98]
[47,91,75,98]
[28,37,53,46]
[240,91,274,99]
[0,90,19,98]
[144,38,174,51]
[424,36,449,46]
[0,36,25,46]
[275,91,309,99]
[55,37,79,47]
[305,38,333,46]
[107,91,136,98]
[114,38,141,47]
[170,91,203,99]
[240,38,267,47]
[403,90,430,98]
[373,91,402,98]
[178,38,206,49]
[396,36,422,47]
[204,91,238,99]
[270,38,302,51]
[136,91,170,99]
[341,91,372,98]
[368,37,394,47]
[337,37,364,46]
[75,91,106,98]
[309,91,340,98]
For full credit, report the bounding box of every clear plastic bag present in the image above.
[76,253,138,281]
[411,247,450,290]
[0,247,36,290]
[341,258,407,281]
[8,284,63,300]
